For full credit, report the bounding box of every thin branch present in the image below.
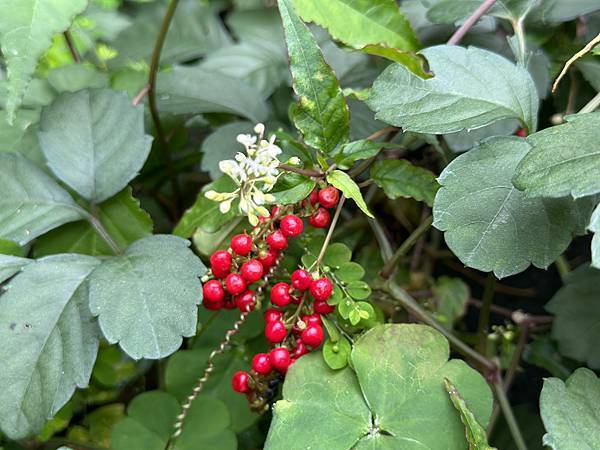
[86,214,121,255]
[477,274,496,353]
[314,195,346,268]
[579,91,600,114]
[278,163,324,178]
[447,0,498,45]
[492,380,528,450]
[553,32,600,92]
[63,31,80,63]
[132,84,150,106]
[148,0,181,212]
[366,126,397,141]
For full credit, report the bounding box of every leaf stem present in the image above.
[492,380,528,450]
[278,164,324,178]
[553,32,600,92]
[578,91,600,114]
[314,195,346,268]
[63,31,80,63]
[477,273,496,353]
[447,0,498,45]
[147,0,181,213]
[380,216,433,279]
[86,213,121,255]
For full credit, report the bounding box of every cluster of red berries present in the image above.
[201,185,341,411]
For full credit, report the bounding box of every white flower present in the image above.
[236,133,256,148]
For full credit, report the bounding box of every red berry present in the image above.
[210,250,232,279]
[258,249,279,270]
[309,189,319,205]
[271,205,281,218]
[231,234,252,256]
[203,280,225,303]
[240,259,264,283]
[293,339,309,358]
[204,300,223,310]
[291,269,312,291]
[265,320,287,343]
[223,296,237,310]
[302,313,321,327]
[318,186,340,209]
[266,230,288,250]
[252,353,273,375]
[310,278,333,301]
[269,347,291,372]
[235,290,255,312]
[314,299,335,315]
[309,208,331,228]
[270,282,291,307]
[225,273,247,295]
[516,128,527,137]
[301,324,324,347]
[280,215,304,238]
[264,308,283,323]
[231,371,250,393]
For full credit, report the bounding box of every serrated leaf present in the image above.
[433,137,587,278]
[270,172,316,205]
[157,66,269,122]
[368,45,539,134]
[0,152,86,246]
[588,204,600,269]
[432,276,469,329]
[545,266,600,369]
[111,391,236,450]
[278,0,350,154]
[322,337,351,370]
[290,0,425,76]
[540,368,600,450]
[38,89,152,203]
[371,159,440,207]
[266,324,493,449]
[0,254,100,439]
[513,113,600,199]
[327,169,373,217]
[88,235,206,360]
[34,187,153,257]
[444,378,495,450]
[0,0,88,121]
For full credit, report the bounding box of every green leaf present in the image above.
[88,235,206,360]
[38,89,153,203]
[346,280,371,300]
[371,159,440,207]
[0,0,88,121]
[332,139,386,170]
[278,0,350,154]
[0,152,86,246]
[270,172,316,205]
[111,391,236,450]
[545,266,600,369]
[444,378,495,450]
[201,121,254,180]
[433,137,586,278]
[266,324,493,449]
[327,169,373,217]
[335,262,365,282]
[323,242,352,267]
[530,0,600,22]
[432,276,469,329]
[513,113,600,199]
[368,45,539,134]
[540,368,600,450]
[0,109,41,156]
[443,119,520,153]
[34,187,153,257]
[588,204,600,269]
[0,254,31,283]
[0,254,100,439]
[174,176,238,237]
[46,65,109,93]
[157,66,269,122]
[523,336,574,380]
[322,337,351,370]
[358,44,430,78]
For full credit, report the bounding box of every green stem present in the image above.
[86,213,121,255]
[63,31,80,63]
[148,0,181,213]
[554,255,570,281]
[477,274,496,354]
[314,195,346,268]
[492,380,528,450]
[579,92,600,113]
[380,216,433,279]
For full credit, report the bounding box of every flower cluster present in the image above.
[205,123,294,226]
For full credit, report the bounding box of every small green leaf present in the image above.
[513,113,600,199]
[359,44,430,78]
[337,297,355,319]
[270,172,316,205]
[88,235,206,360]
[322,337,351,370]
[368,45,539,134]
[335,262,365,282]
[321,316,340,342]
[444,378,496,450]
[540,368,600,450]
[346,280,371,300]
[0,152,86,246]
[278,0,350,154]
[432,276,470,329]
[38,89,153,203]
[327,169,373,217]
[323,242,352,267]
[332,139,387,170]
[371,159,440,207]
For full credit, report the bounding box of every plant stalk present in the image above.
[86,214,121,255]
[63,31,80,63]
[314,195,346,268]
[447,0,498,45]
[579,91,600,114]
[492,380,528,450]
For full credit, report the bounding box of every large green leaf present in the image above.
[111,391,236,450]
[513,113,600,199]
[278,0,350,154]
[157,66,269,122]
[265,324,492,449]
[433,137,586,278]
[0,0,87,121]
[545,266,600,369]
[290,0,424,76]
[0,254,31,283]
[368,45,539,134]
[38,89,153,203]
[0,254,100,439]
[0,152,86,246]
[34,187,153,257]
[370,159,440,207]
[88,235,206,360]
[540,368,600,450]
